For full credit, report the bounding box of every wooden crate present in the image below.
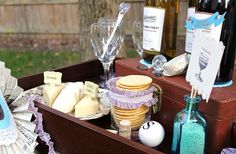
[18,59,170,154]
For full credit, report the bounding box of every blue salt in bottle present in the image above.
[171,94,207,154]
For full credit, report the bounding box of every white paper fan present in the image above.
[0,61,56,154]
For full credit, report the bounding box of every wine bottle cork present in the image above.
[119,120,131,139]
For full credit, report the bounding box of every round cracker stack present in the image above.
[112,105,149,129]
[113,75,152,129]
[116,75,152,91]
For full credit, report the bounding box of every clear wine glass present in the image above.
[195,52,209,82]
[132,21,143,58]
[132,21,168,72]
[90,17,125,88]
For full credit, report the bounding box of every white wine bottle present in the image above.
[185,0,196,53]
[143,0,165,63]
[143,0,178,63]
[196,0,236,84]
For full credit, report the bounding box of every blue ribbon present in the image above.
[0,94,11,129]
[185,12,226,30]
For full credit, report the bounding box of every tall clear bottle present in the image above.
[143,0,178,63]
[171,95,207,154]
[195,0,236,84]
[185,0,196,53]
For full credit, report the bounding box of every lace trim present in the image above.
[28,95,56,154]
[107,77,158,109]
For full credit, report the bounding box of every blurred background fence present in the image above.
[0,0,145,33]
[0,0,143,60]
[0,0,80,34]
[0,0,187,61]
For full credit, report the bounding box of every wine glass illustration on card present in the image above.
[195,52,209,82]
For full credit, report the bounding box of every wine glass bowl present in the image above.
[199,52,209,70]
[132,21,143,58]
[195,52,209,82]
[91,17,125,88]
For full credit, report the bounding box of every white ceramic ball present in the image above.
[139,121,165,147]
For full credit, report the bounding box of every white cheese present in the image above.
[84,81,99,98]
[43,84,64,107]
[52,82,84,113]
[75,95,99,117]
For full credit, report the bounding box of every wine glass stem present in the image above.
[102,62,112,88]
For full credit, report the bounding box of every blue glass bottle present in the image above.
[171,94,207,154]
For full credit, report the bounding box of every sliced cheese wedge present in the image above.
[75,95,99,117]
[52,82,84,113]
[43,84,64,107]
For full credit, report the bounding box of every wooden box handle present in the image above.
[233,121,236,147]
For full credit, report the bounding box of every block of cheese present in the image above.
[52,82,84,113]
[75,95,99,117]
[84,81,99,98]
[43,84,64,107]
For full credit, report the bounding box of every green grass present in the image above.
[0,49,80,78]
[0,48,138,78]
